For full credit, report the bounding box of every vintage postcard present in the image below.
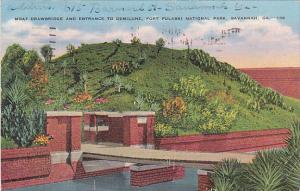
[1,0,300,191]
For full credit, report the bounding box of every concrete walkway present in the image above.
[82,143,255,168]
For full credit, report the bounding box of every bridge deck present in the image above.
[82,143,255,168]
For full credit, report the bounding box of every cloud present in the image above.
[0,20,163,59]
[172,18,300,68]
[1,18,299,68]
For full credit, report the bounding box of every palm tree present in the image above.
[66,44,75,64]
[40,45,53,64]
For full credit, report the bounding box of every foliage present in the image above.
[66,44,75,56]
[199,103,237,134]
[40,44,53,64]
[244,151,286,191]
[155,37,166,55]
[73,92,92,103]
[22,50,39,74]
[1,44,27,87]
[80,72,88,93]
[213,120,300,191]
[29,59,48,93]
[61,60,69,75]
[2,105,46,147]
[112,39,122,47]
[1,136,17,149]
[188,49,289,111]
[173,75,208,101]
[133,94,160,112]
[102,75,134,93]
[154,123,177,137]
[162,97,187,121]
[111,61,132,75]
[131,36,141,45]
[212,159,243,191]
[3,80,29,108]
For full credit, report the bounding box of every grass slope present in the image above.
[46,42,300,133]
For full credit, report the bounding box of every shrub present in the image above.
[155,38,165,55]
[173,76,208,101]
[111,61,132,75]
[162,97,187,121]
[199,103,237,134]
[212,159,243,191]
[244,151,286,191]
[212,120,300,191]
[134,94,160,112]
[131,36,141,45]
[1,105,46,147]
[102,75,134,93]
[1,136,17,149]
[29,59,48,94]
[154,123,176,137]
[73,92,92,103]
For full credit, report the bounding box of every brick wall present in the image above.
[240,67,300,99]
[130,165,185,187]
[198,170,213,191]
[83,112,155,147]
[1,111,133,190]
[155,128,289,152]
[1,147,51,182]
[72,161,129,179]
[47,112,82,152]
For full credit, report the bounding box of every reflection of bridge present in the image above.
[82,143,255,169]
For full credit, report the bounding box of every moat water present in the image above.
[9,168,198,191]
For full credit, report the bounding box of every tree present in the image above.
[131,36,141,45]
[22,50,39,74]
[66,44,76,64]
[40,45,53,65]
[62,60,69,76]
[112,39,122,47]
[80,72,88,93]
[155,37,165,55]
[1,44,26,86]
[29,59,48,93]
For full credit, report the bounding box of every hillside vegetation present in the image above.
[2,41,300,136]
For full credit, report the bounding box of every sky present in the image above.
[1,0,300,68]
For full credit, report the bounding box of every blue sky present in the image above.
[1,0,300,68]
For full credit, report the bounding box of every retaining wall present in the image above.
[130,165,185,187]
[155,128,289,152]
[1,147,51,182]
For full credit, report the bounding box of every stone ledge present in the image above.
[83,111,155,117]
[197,169,213,175]
[71,151,83,162]
[50,152,69,164]
[47,111,83,117]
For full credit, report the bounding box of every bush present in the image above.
[1,80,46,147]
[162,97,187,121]
[212,120,300,191]
[212,159,243,191]
[199,103,237,134]
[154,123,176,137]
[2,105,46,147]
[111,61,132,75]
[131,36,141,45]
[173,76,208,101]
[1,136,17,149]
